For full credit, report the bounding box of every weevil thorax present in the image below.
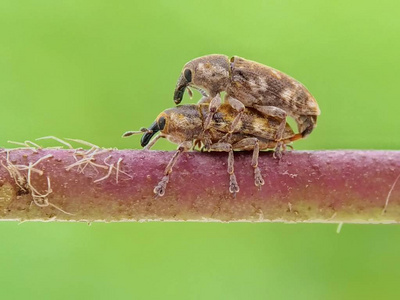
[174,55,230,104]
[160,105,204,145]
[189,55,231,95]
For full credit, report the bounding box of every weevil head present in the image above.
[141,105,203,147]
[174,55,231,104]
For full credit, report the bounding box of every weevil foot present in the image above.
[273,150,282,160]
[254,167,265,188]
[229,174,240,194]
[154,175,169,197]
[273,141,284,160]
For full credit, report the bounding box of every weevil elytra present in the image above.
[123,103,301,197]
[173,55,320,155]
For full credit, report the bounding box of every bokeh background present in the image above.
[1,0,400,299]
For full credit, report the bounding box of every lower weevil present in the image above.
[123,103,301,196]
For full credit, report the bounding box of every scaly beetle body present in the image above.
[174,55,320,155]
[123,103,301,196]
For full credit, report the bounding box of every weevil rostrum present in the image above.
[123,103,301,197]
[174,55,320,156]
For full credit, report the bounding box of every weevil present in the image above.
[123,103,301,197]
[173,55,320,156]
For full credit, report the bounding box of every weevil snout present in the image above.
[174,69,193,104]
[140,116,166,147]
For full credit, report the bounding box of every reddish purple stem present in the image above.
[0,149,399,223]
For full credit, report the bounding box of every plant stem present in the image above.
[0,149,399,223]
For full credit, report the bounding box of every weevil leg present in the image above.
[197,96,211,104]
[218,96,246,143]
[193,139,202,151]
[203,94,222,130]
[273,141,284,160]
[227,149,239,195]
[253,105,287,159]
[208,142,240,195]
[201,130,213,151]
[251,140,265,188]
[253,105,287,140]
[232,138,265,189]
[273,133,300,157]
[143,134,162,150]
[154,141,192,197]
[199,93,221,151]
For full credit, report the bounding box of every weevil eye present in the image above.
[183,69,192,82]
[157,116,166,131]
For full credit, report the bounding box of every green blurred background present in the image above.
[1,0,399,299]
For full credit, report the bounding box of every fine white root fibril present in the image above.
[1,150,29,193]
[1,137,134,217]
[93,163,114,183]
[65,138,100,149]
[6,144,37,153]
[31,154,53,168]
[7,140,41,151]
[36,136,74,149]
[7,140,45,153]
[63,143,131,183]
[0,150,73,215]
[115,157,122,184]
[1,137,133,214]
[109,156,132,183]
[27,164,52,206]
[336,222,344,234]
[66,156,108,173]
[93,156,132,184]
[382,173,400,215]
[11,154,54,176]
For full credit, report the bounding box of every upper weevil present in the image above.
[173,55,320,154]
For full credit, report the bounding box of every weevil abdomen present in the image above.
[229,56,320,116]
[198,104,296,143]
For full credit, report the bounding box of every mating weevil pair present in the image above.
[124,55,320,196]
[174,55,320,155]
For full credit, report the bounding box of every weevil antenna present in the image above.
[122,128,153,138]
[187,87,193,99]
